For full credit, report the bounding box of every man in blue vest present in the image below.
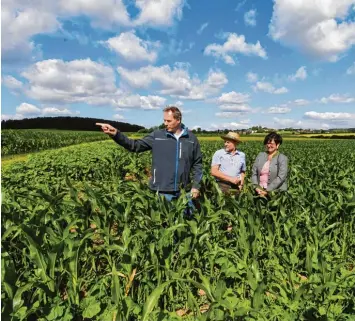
[96,106,202,203]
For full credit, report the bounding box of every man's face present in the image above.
[164,111,181,132]
[224,140,237,152]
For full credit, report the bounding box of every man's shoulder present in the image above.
[186,130,198,139]
[238,150,246,157]
[151,129,166,137]
[213,149,226,156]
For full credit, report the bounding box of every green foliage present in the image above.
[2,139,355,320]
[1,129,109,156]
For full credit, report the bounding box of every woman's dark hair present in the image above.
[263,132,283,145]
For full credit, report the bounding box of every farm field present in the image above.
[1,129,110,156]
[1,138,355,320]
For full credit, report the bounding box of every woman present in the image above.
[252,132,288,196]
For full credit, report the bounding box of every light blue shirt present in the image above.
[211,149,246,178]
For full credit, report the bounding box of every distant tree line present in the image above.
[2,117,145,132]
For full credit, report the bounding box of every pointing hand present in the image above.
[95,123,118,136]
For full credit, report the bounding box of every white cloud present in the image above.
[216,91,252,115]
[21,58,118,104]
[253,81,288,94]
[320,94,355,104]
[288,66,308,81]
[216,112,249,118]
[304,111,354,121]
[113,114,125,120]
[180,108,192,114]
[219,105,251,112]
[197,22,209,35]
[269,0,355,61]
[10,102,77,117]
[105,31,160,63]
[2,5,60,63]
[273,117,302,128]
[115,94,166,110]
[2,75,23,90]
[209,122,249,130]
[16,102,41,115]
[267,106,291,114]
[246,72,258,83]
[117,64,228,100]
[235,0,247,12]
[2,0,185,64]
[244,9,257,27]
[41,107,79,116]
[217,91,250,105]
[1,113,24,121]
[293,99,310,106]
[174,101,183,107]
[204,33,267,65]
[346,62,355,75]
[133,0,185,27]
[60,0,130,28]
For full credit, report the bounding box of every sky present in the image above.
[1,0,355,130]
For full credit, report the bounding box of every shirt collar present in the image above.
[224,149,240,155]
[165,124,188,137]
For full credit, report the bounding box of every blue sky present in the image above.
[2,0,355,130]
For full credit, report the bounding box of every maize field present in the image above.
[1,137,355,320]
[1,130,109,156]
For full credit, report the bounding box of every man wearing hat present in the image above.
[211,132,246,195]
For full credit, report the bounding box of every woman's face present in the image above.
[265,139,279,154]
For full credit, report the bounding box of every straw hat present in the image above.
[220,131,241,143]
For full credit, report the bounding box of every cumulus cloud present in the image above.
[104,31,160,63]
[117,64,228,100]
[133,0,185,27]
[2,75,23,90]
[244,9,257,27]
[42,107,79,116]
[18,58,167,110]
[246,72,258,83]
[267,106,291,114]
[21,58,117,104]
[197,22,209,35]
[113,114,125,120]
[215,91,252,116]
[346,62,355,75]
[219,105,251,112]
[16,102,41,115]
[246,72,288,94]
[4,102,79,119]
[304,111,354,121]
[204,33,267,65]
[293,99,310,106]
[288,66,308,81]
[253,81,288,94]
[269,0,355,61]
[209,122,249,130]
[272,117,302,128]
[114,94,166,110]
[2,4,60,63]
[216,112,250,118]
[320,94,355,104]
[217,91,250,105]
[2,0,186,63]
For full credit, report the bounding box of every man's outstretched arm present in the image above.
[96,123,154,152]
